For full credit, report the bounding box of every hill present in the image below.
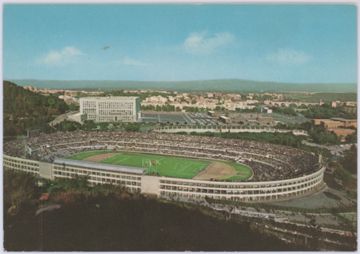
[3,81,68,136]
[4,170,295,251]
[9,79,357,93]
[284,92,357,102]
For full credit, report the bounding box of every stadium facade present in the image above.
[4,131,326,202]
[79,96,141,123]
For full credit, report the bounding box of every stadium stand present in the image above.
[4,131,325,202]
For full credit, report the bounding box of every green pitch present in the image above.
[68,150,109,160]
[67,150,252,180]
[225,162,253,181]
[68,151,210,179]
[103,152,209,179]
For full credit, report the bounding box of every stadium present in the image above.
[4,131,326,202]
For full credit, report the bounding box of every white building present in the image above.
[80,96,141,123]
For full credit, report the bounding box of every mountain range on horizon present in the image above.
[8,79,357,93]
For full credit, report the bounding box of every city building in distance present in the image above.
[79,96,141,123]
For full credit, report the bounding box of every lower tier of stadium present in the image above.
[3,131,326,202]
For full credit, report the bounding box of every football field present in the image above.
[102,152,210,179]
[67,150,252,180]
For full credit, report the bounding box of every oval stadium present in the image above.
[4,131,326,202]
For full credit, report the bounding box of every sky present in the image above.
[3,4,357,83]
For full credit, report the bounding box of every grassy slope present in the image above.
[68,150,252,180]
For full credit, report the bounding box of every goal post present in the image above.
[143,159,160,175]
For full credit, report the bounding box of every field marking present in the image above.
[68,150,252,180]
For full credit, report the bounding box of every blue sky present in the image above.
[3,4,357,83]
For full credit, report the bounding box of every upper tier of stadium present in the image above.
[4,130,320,182]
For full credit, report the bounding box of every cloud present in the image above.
[183,31,235,54]
[118,56,149,67]
[266,48,312,65]
[38,46,83,66]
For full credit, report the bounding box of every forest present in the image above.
[3,81,68,137]
[4,170,294,251]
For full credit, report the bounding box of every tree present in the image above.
[68,103,80,111]
[124,123,141,132]
[4,81,69,136]
[4,170,38,214]
[341,145,357,174]
[345,131,357,143]
[302,104,356,119]
[82,120,97,130]
[54,120,81,131]
[307,124,339,145]
[47,175,90,194]
[272,106,297,116]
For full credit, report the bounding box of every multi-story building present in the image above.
[80,96,141,123]
[313,118,357,129]
[313,118,357,141]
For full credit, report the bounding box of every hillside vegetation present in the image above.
[284,93,357,103]
[3,81,68,136]
[4,170,294,251]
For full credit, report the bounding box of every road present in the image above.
[302,140,354,156]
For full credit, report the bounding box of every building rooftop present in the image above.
[80,96,139,101]
[331,117,357,122]
[53,158,145,175]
